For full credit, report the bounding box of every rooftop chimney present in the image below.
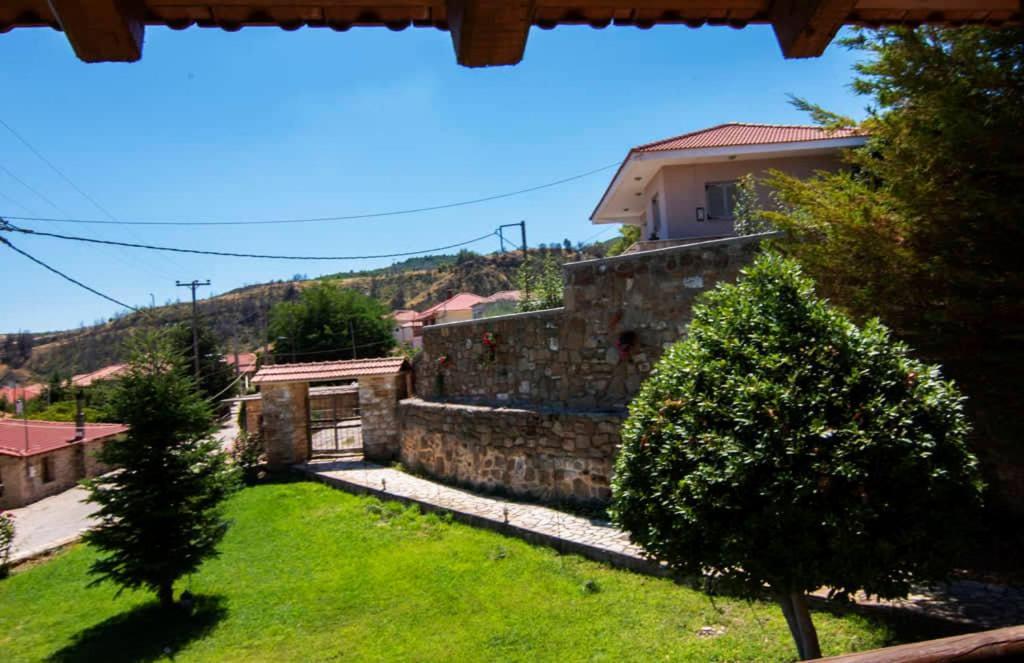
[74,390,85,442]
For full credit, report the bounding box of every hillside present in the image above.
[13,245,604,378]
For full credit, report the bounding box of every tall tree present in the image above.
[84,332,238,609]
[168,320,237,404]
[611,254,983,660]
[764,26,1024,516]
[268,282,395,362]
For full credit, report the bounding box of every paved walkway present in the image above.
[8,486,96,563]
[302,459,1024,629]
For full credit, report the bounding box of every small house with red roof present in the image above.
[0,419,127,508]
[591,123,866,249]
[391,309,423,349]
[415,293,487,328]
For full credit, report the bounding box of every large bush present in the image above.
[610,253,983,659]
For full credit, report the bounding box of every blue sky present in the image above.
[1,23,867,332]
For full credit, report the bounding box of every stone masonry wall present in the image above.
[0,437,116,509]
[415,234,771,409]
[399,235,773,504]
[261,382,309,469]
[399,398,624,504]
[361,374,407,462]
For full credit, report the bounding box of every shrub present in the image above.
[610,253,984,660]
[0,512,15,578]
[231,432,265,485]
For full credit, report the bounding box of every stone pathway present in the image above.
[301,459,1024,629]
[8,486,96,563]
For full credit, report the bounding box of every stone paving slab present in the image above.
[9,486,97,564]
[301,458,1024,629]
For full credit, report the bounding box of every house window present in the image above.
[41,456,55,484]
[705,181,738,221]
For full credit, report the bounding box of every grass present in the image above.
[0,479,923,662]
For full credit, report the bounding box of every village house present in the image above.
[225,352,259,392]
[471,290,521,319]
[391,309,422,349]
[590,123,866,252]
[415,292,486,328]
[0,419,126,509]
[71,363,128,387]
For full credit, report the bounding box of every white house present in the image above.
[590,123,866,249]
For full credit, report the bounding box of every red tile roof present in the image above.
[252,357,409,385]
[225,352,258,374]
[415,293,486,322]
[71,364,128,387]
[474,290,521,305]
[0,420,127,458]
[0,384,44,405]
[392,310,420,323]
[634,123,864,153]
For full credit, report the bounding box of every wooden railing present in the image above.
[823,625,1024,662]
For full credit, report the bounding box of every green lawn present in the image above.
[1,480,911,662]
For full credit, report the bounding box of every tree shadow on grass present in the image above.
[48,594,227,663]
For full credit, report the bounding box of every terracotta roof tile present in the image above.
[252,357,408,385]
[634,123,864,153]
[415,293,486,321]
[0,420,127,458]
[71,364,128,387]
[225,352,258,374]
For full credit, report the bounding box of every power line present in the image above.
[2,222,499,261]
[0,162,619,227]
[0,162,67,212]
[0,117,118,221]
[0,235,139,312]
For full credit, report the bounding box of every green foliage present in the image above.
[606,225,642,256]
[731,174,774,236]
[0,512,14,578]
[230,432,265,485]
[26,400,109,423]
[84,331,239,607]
[268,282,395,362]
[168,321,237,404]
[765,26,1024,517]
[611,254,983,657]
[515,255,564,312]
[0,482,905,661]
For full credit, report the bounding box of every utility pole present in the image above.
[498,221,528,254]
[176,279,210,383]
[348,319,358,359]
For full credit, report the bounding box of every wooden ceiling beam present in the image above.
[48,0,144,61]
[770,0,855,58]
[447,0,534,67]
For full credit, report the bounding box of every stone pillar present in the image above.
[260,382,309,469]
[359,373,405,462]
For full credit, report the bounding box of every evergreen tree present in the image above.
[168,321,237,404]
[611,254,983,660]
[84,331,239,609]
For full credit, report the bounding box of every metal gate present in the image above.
[308,384,361,456]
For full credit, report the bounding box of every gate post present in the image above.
[260,381,310,469]
[359,373,405,462]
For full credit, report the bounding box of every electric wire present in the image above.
[0,235,140,312]
[0,162,620,227]
[2,222,499,261]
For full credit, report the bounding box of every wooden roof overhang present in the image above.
[1,1,1020,66]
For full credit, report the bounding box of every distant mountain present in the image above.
[16,244,609,378]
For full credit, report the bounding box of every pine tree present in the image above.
[84,331,239,609]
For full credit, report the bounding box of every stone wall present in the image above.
[0,437,116,509]
[415,234,771,409]
[399,235,773,504]
[399,398,624,504]
[261,382,309,469]
[361,374,407,462]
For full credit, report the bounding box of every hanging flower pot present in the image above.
[481,332,498,363]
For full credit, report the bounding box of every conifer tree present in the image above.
[84,331,239,609]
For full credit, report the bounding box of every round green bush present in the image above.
[610,253,984,601]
